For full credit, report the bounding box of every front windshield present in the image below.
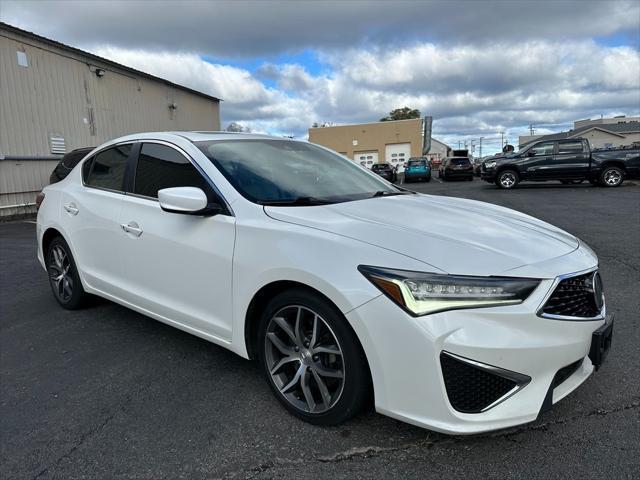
[196,139,400,205]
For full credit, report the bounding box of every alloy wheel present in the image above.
[264,305,345,414]
[500,171,516,188]
[603,168,622,186]
[48,245,73,302]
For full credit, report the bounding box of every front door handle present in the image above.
[63,203,79,215]
[121,221,143,237]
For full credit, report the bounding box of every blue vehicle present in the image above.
[403,157,431,183]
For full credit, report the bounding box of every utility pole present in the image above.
[479,136,484,158]
[500,131,505,148]
[458,140,461,149]
[529,124,535,135]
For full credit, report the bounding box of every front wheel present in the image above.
[496,169,519,189]
[258,289,371,425]
[46,236,88,309]
[600,166,624,187]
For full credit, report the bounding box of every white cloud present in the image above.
[91,40,640,153]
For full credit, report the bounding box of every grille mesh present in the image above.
[541,272,600,318]
[440,354,517,413]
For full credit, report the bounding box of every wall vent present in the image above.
[50,135,66,154]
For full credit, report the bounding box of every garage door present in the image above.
[353,151,379,169]
[385,143,411,172]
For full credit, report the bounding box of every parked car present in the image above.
[37,132,612,434]
[438,157,474,181]
[371,162,397,182]
[482,138,640,189]
[403,158,431,183]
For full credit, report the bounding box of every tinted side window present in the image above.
[86,144,131,191]
[134,143,210,199]
[558,141,583,154]
[530,142,554,156]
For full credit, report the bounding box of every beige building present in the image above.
[0,22,221,217]
[309,118,424,171]
[519,116,640,150]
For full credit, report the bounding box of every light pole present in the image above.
[479,136,484,158]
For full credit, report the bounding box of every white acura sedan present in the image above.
[37,132,613,434]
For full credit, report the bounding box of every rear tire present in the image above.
[257,288,370,426]
[496,169,519,189]
[46,236,88,310]
[600,166,624,187]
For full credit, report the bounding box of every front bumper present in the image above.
[346,273,607,434]
[481,168,496,182]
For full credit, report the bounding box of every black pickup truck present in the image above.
[481,138,640,189]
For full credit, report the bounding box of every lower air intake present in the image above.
[440,352,530,413]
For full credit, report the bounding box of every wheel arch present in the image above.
[495,164,520,177]
[599,160,627,172]
[243,281,371,376]
[42,226,65,255]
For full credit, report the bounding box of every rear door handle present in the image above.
[63,203,79,215]
[121,221,143,237]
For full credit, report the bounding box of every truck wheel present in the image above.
[496,170,519,189]
[600,166,624,187]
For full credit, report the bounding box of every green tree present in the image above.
[380,107,421,121]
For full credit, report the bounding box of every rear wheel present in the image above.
[496,169,519,189]
[600,166,624,187]
[46,236,88,309]
[258,289,370,425]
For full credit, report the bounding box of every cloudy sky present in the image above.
[2,0,639,153]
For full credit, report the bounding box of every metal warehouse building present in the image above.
[0,22,221,218]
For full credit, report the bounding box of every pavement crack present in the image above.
[221,400,640,479]
[31,381,154,480]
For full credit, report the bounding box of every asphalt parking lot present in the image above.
[1,178,639,480]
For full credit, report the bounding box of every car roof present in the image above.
[104,131,295,146]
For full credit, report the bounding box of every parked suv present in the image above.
[438,157,474,181]
[404,158,431,183]
[482,138,640,189]
[371,162,397,182]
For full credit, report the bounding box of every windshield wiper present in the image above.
[370,190,413,198]
[257,196,332,206]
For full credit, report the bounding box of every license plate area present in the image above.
[589,314,613,370]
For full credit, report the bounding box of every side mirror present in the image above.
[527,150,536,157]
[158,187,221,216]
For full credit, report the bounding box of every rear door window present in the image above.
[86,144,132,191]
[133,143,210,199]
[558,141,583,154]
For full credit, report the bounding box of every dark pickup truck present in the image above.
[481,138,640,189]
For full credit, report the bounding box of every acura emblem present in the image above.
[592,271,604,311]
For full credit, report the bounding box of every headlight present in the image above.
[359,266,540,316]
[485,161,497,168]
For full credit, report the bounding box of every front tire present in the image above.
[600,166,624,187]
[46,236,88,310]
[258,288,370,426]
[496,169,519,189]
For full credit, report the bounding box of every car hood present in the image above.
[265,194,579,276]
